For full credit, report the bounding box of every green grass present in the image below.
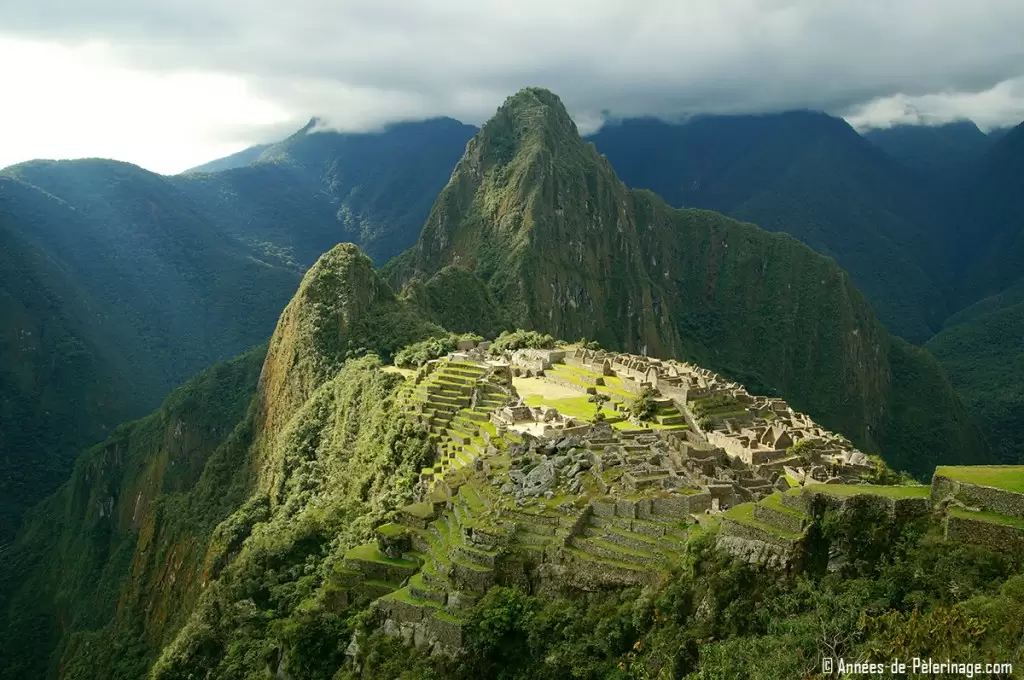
[758,492,809,517]
[804,484,930,499]
[402,501,436,519]
[949,506,1024,530]
[384,586,443,608]
[523,394,598,421]
[375,523,409,538]
[935,466,1024,493]
[433,610,469,624]
[724,503,803,540]
[344,542,420,567]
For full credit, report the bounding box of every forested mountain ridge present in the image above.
[0,244,444,679]
[390,87,987,476]
[0,208,138,543]
[924,120,1024,465]
[0,166,299,540]
[0,119,476,537]
[172,117,477,266]
[587,113,955,343]
[863,120,995,183]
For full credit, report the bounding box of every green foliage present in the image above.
[0,347,267,680]
[0,167,300,538]
[880,339,990,479]
[394,333,483,369]
[628,387,658,422]
[588,113,954,344]
[927,299,1024,464]
[489,329,556,354]
[148,357,430,680]
[399,266,509,338]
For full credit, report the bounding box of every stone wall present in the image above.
[932,475,1024,519]
[946,514,1024,553]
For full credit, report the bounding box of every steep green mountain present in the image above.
[927,299,1024,464]
[392,87,987,477]
[957,121,1024,304]
[923,122,1024,464]
[0,215,137,543]
[0,244,444,679]
[172,118,477,265]
[586,114,953,342]
[0,165,300,537]
[862,120,994,182]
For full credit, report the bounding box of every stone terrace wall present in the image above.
[932,475,1024,519]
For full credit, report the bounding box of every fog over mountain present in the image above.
[2,0,1024,172]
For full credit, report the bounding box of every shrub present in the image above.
[393,333,483,368]
[629,387,658,421]
[489,329,555,354]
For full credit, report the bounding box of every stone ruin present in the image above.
[339,342,959,660]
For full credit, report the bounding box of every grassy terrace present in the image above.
[524,394,597,421]
[935,466,1024,493]
[760,491,809,517]
[383,586,443,608]
[375,523,408,538]
[724,503,803,540]
[344,543,420,567]
[949,506,1024,530]
[804,484,931,499]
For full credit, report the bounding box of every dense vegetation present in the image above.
[927,300,1024,464]
[0,243,442,679]
[394,333,483,368]
[390,87,987,478]
[174,117,477,266]
[0,215,138,542]
[588,114,954,343]
[399,265,509,338]
[0,347,267,679]
[348,527,1023,680]
[0,168,299,540]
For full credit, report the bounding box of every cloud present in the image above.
[1,0,1024,169]
[845,78,1024,131]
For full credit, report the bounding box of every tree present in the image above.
[589,392,611,420]
[629,387,658,422]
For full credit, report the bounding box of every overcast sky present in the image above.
[2,0,1023,174]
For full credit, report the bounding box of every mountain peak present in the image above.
[475,87,581,166]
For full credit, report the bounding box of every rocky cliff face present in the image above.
[391,87,987,475]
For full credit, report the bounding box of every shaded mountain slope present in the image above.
[927,299,1024,465]
[957,121,1024,304]
[0,244,444,679]
[173,118,477,265]
[0,214,137,543]
[393,87,987,476]
[862,121,993,182]
[587,114,953,342]
[0,165,300,536]
[924,122,1024,464]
